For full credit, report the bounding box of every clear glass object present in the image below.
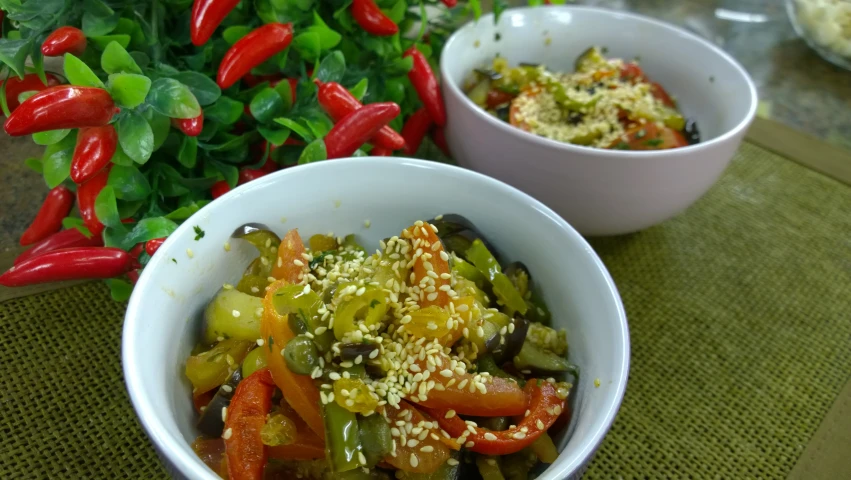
[785,0,851,71]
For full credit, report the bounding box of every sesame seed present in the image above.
[513,432,527,439]
[524,409,531,417]
[222,428,233,440]
[303,284,311,294]
[410,454,419,468]
[186,248,194,258]
[358,451,367,465]
[537,419,545,430]
[465,441,475,448]
[223,242,231,252]
[293,259,304,267]
[447,458,459,466]
[407,439,419,447]
[221,407,227,421]
[232,309,241,318]
[484,432,497,440]
[256,338,265,346]
[445,410,456,418]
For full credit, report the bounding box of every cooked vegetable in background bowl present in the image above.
[122,157,629,480]
[187,217,575,478]
[464,49,700,150]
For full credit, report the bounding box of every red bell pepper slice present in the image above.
[223,368,276,480]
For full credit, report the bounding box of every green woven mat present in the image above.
[1,142,850,479]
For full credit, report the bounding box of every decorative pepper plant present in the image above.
[0,0,561,298]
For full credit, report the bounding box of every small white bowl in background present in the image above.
[122,158,629,479]
[440,6,758,236]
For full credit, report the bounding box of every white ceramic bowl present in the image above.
[440,6,758,236]
[122,157,629,479]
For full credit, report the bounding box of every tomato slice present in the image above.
[608,122,688,150]
[619,62,645,83]
[382,401,451,473]
[486,89,515,109]
[649,82,676,108]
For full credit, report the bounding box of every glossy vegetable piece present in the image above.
[241,346,267,378]
[404,46,446,127]
[262,278,326,439]
[283,335,320,375]
[476,455,505,480]
[41,26,87,56]
[333,377,378,414]
[476,353,521,385]
[423,380,566,455]
[400,107,432,156]
[224,368,276,480]
[608,122,688,151]
[529,432,559,463]
[358,412,392,467]
[270,229,306,282]
[325,102,401,159]
[71,125,118,184]
[323,401,362,473]
[383,401,452,473]
[495,315,529,364]
[317,82,406,151]
[465,239,527,315]
[14,228,103,266]
[429,214,498,261]
[191,0,241,46]
[266,426,326,460]
[260,413,297,446]
[513,341,575,374]
[1,73,61,112]
[4,86,117,136]
[402,221,450,308]
[19,186,74,246]
[333,283,389,340]
[172,111,204,136]
[0,246,131,286]
[217,23,294,89]
[185,338,253,397]
[308,233,337,252]
[204,288,263,343]
[232,223,280,277]
[196,365,243,437]
[504,263,552,325]
[351,0,399,36]
[271,283,332,352]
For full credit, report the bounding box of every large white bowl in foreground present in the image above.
[122,157,629,479]
[441,6,758,236]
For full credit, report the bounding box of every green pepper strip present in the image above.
[476,455,506,480]
[272,284,334,352]
[465,239,527,315]
[323,402,362,473]
[240,229,281,277]
[477,353,524,386]
[333,286,388,340]
[513,341,572,373]
[452,257,487,287]
[358,413,392,467]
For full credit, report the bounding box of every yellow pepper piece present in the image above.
[334,377,379,414]
[405,305,452,339]
[333,283,389,340]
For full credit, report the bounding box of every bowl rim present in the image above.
[122,156,631,479]
[440,4,759,159]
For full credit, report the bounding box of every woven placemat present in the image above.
[1,141,850,479]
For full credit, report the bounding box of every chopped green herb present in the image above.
[268,336,274,352]
[369,299,380,309]
[644,138,663,147]
[193,226,205,241]
[171,258,177,264]
[614,142,631,150]
[709,76,715,83]
[309,250,334,269]
[635,129,646,139]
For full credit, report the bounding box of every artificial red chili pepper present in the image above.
[422,380,566,456]
[70,125,117,184]
[431,127,450,157]
[191,0,241,46]
[270,78,298,104]
[0,247,132,287]
[400,107,432,156]
[127,269,141,285]
[238,168,268,184]
[14,228,103,266]
[441,0,458,7]
[128,242,145,269]
[41,26,87,57]
[4,86,118,136]
[211,180,230,199]
[19,186,75,246]
[172,111,204,137]
[317,81,406,151]
[145,237,166,257]
[1,73,61,112]
[370,146,391,156]
[351,0,399,36]
[243,73,283,88]
[324,102,400,159]
[217,23,294,90]
[77,166,111,238]
[223,368,276,480]
[403,46,446,127]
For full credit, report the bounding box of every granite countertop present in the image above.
[1,0,849,248]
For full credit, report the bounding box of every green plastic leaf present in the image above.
[64,54,105,88]
[106,278,133,302]
[42,134,76,188]
[83,11,120,37]
[303,115,332,139]
[107,73,151,108]
[30,42,47,86]
[110,144,135,166]
[165,202,207,221]
[258,125,291,146]
[108,165,151,201]
[32,129,70,146]
[147,78,201,119]
[275,118,314,142]
[250,87,284,123]
[117,199,144,219]
[89,35,131,50]
[493,0,509,22]
[178,136,198,168]
[130,51,151,69]
[101,41,142,74]
[386,0,407,23]
[118,111,154,164]
[274,80,293,111]
[223,25,253,44]
[349,78,368,101]
[211,160,240,187]
[24,157,43,174]
[199,133,250,152]
[386,56,413,76]
[315,51,346,83]
[171,72,221,106]
[145,110,171,150]
[205,97,243,125]
[298,139,327,164]
[0,39,34,78]
[120,217,178,250]
[293,32,321,62]
[94,185,122,227]
[469,0,482,19]
[308,12,342,50]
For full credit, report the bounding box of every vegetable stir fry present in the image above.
[185,215,576,479]
[464,47,700,150]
